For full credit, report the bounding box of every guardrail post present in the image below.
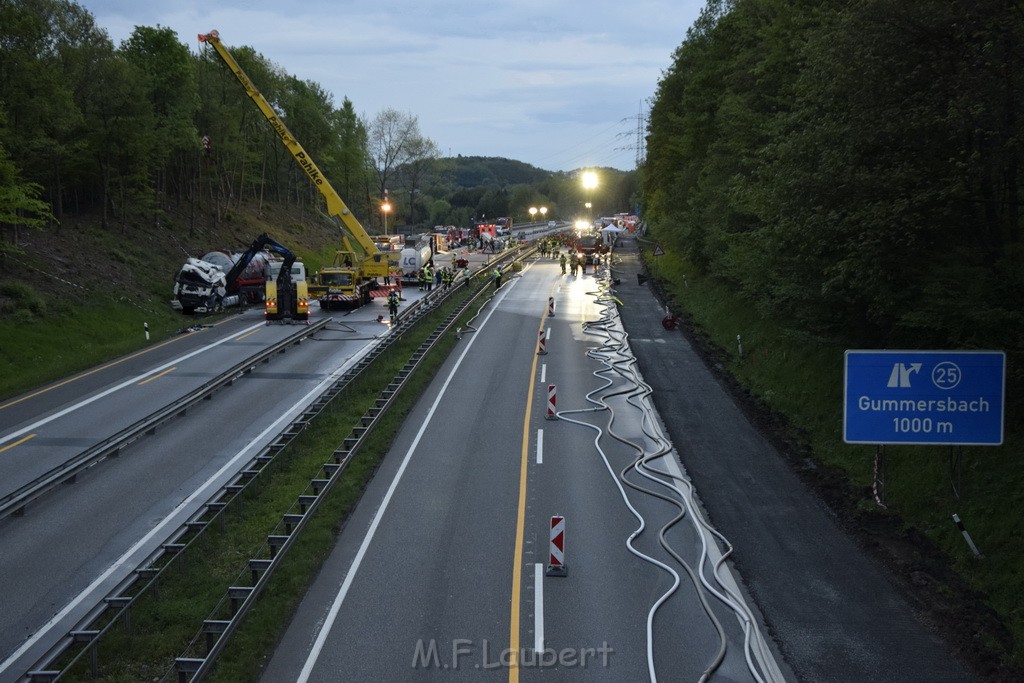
[71,631,100,677]
[105,597,132,630]
[174,657,204,683]
[203,620,231,653]
[227,586,253,615]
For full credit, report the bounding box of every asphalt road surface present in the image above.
[0,274,465,680]
[260,253,786,682]
[260,239,974,682]
[609,236,971,682]
[0,242,517,680]
[0,235,974,681]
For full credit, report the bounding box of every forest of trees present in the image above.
[0,0,640,252]
[644,0,1023,395]
[0,0,464,240]
[5,0,1018,373]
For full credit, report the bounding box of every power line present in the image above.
[532,109,645,171]
[612,101,647,167]
[530,118,627,167]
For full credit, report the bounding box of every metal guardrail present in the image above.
[168,270,498,682]
[166,252,541,681]
[19,247,533,682]
[0,318,331,521]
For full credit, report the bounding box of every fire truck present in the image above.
[575,232,607,265]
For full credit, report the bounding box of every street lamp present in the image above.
[582,171,598,220]
[381,199,392,235]
[378,189,389,235]
[529,206,538,223]
[540,207,547,224]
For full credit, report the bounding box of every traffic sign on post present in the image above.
[844,350,1005,445]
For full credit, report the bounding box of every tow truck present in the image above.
[172,233,307,321]
[259,235,310,323]
[198,30,391,309]
[313,250,375,310]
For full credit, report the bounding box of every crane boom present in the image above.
[198,30,387,276]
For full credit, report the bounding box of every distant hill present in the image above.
[445,156,555,188]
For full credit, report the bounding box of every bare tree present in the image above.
[397,135,442,225]
[365,108,421,201]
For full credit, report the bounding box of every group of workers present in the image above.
[385,263,461,324]
[416,265,459,291]
[389,236,606,323]
[538,238,562,259]
[559,252,595,276]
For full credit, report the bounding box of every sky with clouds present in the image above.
[79,0,706,172]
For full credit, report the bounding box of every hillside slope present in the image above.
[0,201,340,399]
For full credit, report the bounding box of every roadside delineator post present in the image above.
[952,514,983,559]
[548,296,555,317]
[546,515,567,577]
[144,322,150,342]
[537,328,547,355]
[546,385,557,420]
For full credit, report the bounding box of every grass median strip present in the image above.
[60,289,480,682]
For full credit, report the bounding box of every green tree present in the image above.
[0,137,53,248]
[120,25,199,224]
[82,53,152,232]
[0,0,109,222]
[644,0,1024,376]
[195,41,287,215]
[761,0,1023,350]
[327,98,371,220]
[396,135,442,225]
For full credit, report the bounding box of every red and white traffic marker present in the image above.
[548,296,555,317]
[546,515,567,577]
[546,384,557,420]
[537,328,548,355]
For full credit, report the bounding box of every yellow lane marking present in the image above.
[234,327,262,342]
[137,367,176,385]
[0,433,35,453]
[509,279,559,681]
[0,316,238,411]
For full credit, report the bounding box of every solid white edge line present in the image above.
[0,321,266,447]
[296,282,513,682]
[537,429,544,465]
[534,563,545,654]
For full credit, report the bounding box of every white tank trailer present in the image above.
[399,236,434,281]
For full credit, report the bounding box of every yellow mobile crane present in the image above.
[198,30,390,308]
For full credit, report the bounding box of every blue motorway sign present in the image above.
[844,350,1005,445]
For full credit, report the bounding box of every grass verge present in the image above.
[0,299,185,401]
[642,247,1023,671]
